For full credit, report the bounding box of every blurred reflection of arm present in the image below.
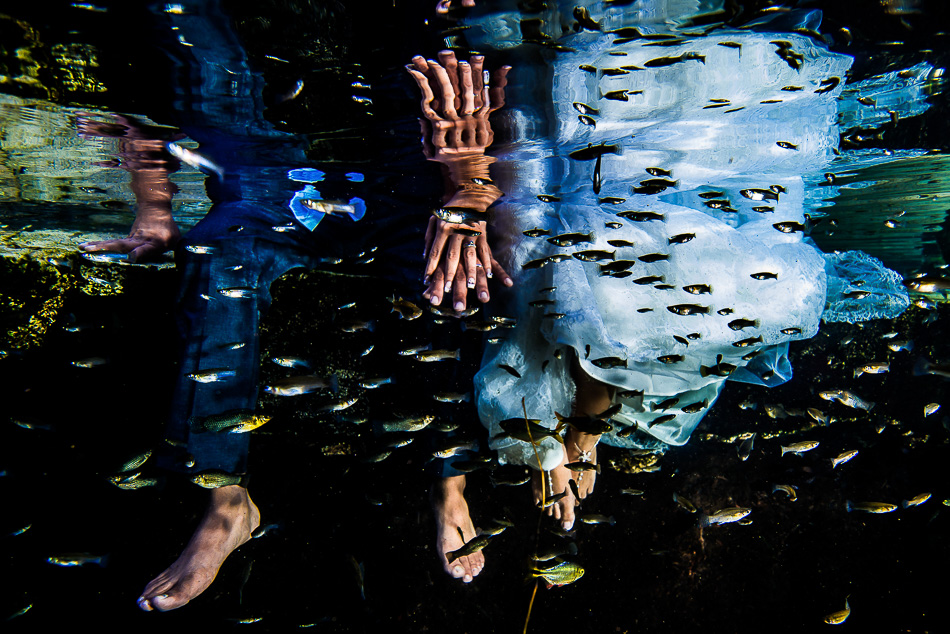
[77,114,182,263]
[407,51,513,312]
[435,0,475,15]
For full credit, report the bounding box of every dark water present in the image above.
[2,1,949,632]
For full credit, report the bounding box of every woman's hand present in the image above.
[422,216,512,311]
[407,51,512,312]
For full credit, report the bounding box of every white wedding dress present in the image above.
[473,7,921,470]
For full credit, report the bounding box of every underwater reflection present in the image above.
[70,2,375,611]
[460,3,925,538]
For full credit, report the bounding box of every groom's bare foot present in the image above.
[137,485,260,611]
[532,446,577,530]
[432,475,484,583]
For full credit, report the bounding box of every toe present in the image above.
[560,501,576,531]
[470,551,485,577]
[136,597,153,612]
[150,591,189,612]
[456,555,474,583]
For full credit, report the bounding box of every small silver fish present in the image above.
[846,501,897,514]
[699,507,751,527]
[218,287,257,299]
[184,244,216,255]
[781,440,819,456]
[271,356,312,369]
[186,368,236,383]
[853,362,889,378]
[737,433,755,461]
[819,390,875,411]
[167,142,225,179]
[315,397,359,413]
[831,449,858,469]
[81,252,128,263]
[887,339,914,353]
[71,356,109,368]
[359,377,393,389]
[772,484,797,501]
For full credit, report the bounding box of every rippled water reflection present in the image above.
[1,1,949,632]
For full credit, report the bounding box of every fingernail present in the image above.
[505,277,513,286]
[444,282,452,293]
[423,275,429,285]
[467,278,475,289]
[454,565,464,575]
[479,291,489,302]
[463,574,473,583]
[430,295,440,305]
[454,301,464,311]
[486,271,493,278]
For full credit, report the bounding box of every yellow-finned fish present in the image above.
[772,484,797,501]
[190,410,271,433]
[673,493,698,513]
[531,560,585,587]
[116,450,152,473]
[824,596,851,625]
[191,470,249,489]
[110,473,161,490]
[389,296,423,320]
[845,501,897,513]
[901,493,931,508]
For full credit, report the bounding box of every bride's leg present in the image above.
[568,354,612,500]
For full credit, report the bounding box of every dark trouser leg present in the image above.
[160,200,322,473]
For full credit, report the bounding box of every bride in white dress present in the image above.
[472,2,920,526]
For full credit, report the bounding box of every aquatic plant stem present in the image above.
[522,397,544,634]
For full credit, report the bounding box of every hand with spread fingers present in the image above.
[407,51,513,312]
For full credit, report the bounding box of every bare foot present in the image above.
[531,445,577,530]
[567,355,609,504]
[137,485,260,611]
[566,428,600,501]
[431,475,484,583]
